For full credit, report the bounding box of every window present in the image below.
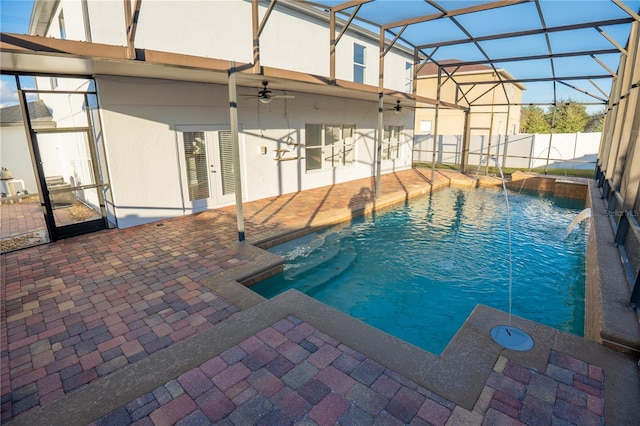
[420,120,432,133]
[182,131,209,201]
[353,44,366,83]
[305,124,356,171]
[405,62,413,93]
[506,83,514,102]
[217,131,235,195]
[383,126,402,160]
[58,11,66,39]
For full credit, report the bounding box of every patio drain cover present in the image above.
[491,325,534,351]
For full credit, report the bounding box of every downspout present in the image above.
[228,62,245,242]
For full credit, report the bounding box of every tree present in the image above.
[520,105,550,133]
[585,109,605,132]
[547,100,590,133]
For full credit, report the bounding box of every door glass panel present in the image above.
[182,131,209,201]
[29,92,89,128]
[37,131,102,227]
[50,187,102,226]
[218,131,235,196]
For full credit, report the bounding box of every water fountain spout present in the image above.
[517,147,567,195]
[489,155,534,352]
[565,208,591,238]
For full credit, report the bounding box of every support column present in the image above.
[460,109,471,173]
[330,9,336,84]
[123,0,141,59]
[502,104,511,167]
[251,0,260,73]
[544,107,557,174]
[228,62,245,242]
[375,27,385,199]
[431,67,441,183]
[484,89,496,175]
[375,92,384,198]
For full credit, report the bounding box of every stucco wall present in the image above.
[96,76,413,228]
[0,126,38,194]
[45,1,413,94]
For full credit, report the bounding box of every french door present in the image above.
[177,126,236,213]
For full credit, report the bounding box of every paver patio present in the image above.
[1,168,638,425]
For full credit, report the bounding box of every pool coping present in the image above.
[10,281,639,425]
[586,181,640,354]
[8,172,639,425]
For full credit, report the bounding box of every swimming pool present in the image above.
[251,186,588,355]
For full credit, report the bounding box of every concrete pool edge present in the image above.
[586,181,640,354]
[23,279,633,425]
[8,172,640,425]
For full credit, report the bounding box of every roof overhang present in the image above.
[0,32,461,110]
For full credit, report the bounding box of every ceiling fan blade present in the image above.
[273,95,295,99]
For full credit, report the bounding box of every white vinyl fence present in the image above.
[413,132,601,170]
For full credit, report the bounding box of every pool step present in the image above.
[284,232,343,280]
[297,236,357,296]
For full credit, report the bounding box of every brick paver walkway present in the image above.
[0,169,632,425]
[2,213,249,421]
[0,198,47,242]
[91,316,604,425]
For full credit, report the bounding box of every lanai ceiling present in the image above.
[1,0,639,110]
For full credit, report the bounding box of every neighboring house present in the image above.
[414,60,524,137]
[0,100,54,194]
[413,59,525,165]
[19,0,417,231]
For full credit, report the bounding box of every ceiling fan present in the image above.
[257,81,295,104]
[385,100,403,114]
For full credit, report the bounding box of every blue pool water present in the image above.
[251,187,588,355]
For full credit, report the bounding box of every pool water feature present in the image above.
[251,187,588,355]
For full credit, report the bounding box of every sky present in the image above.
[0,0,638,111]
[0,0,32,33]
[1,0,34,106]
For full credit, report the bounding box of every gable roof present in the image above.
[417,59,526,90]
[0,100,53,125]
[417,60,495,77]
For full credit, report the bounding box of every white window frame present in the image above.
[420,120,432,134]
[305,124,357,172]
[383,126,403,160]
[405,62,413,93]
[353,43,366,84]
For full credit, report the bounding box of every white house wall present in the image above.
[0,126,38,194]
[86,1,127,45]
[96,76,413,228]
[133,1,253,63]
[51,1,86,40]
[260,5,329,77]
[44,1,413,93]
